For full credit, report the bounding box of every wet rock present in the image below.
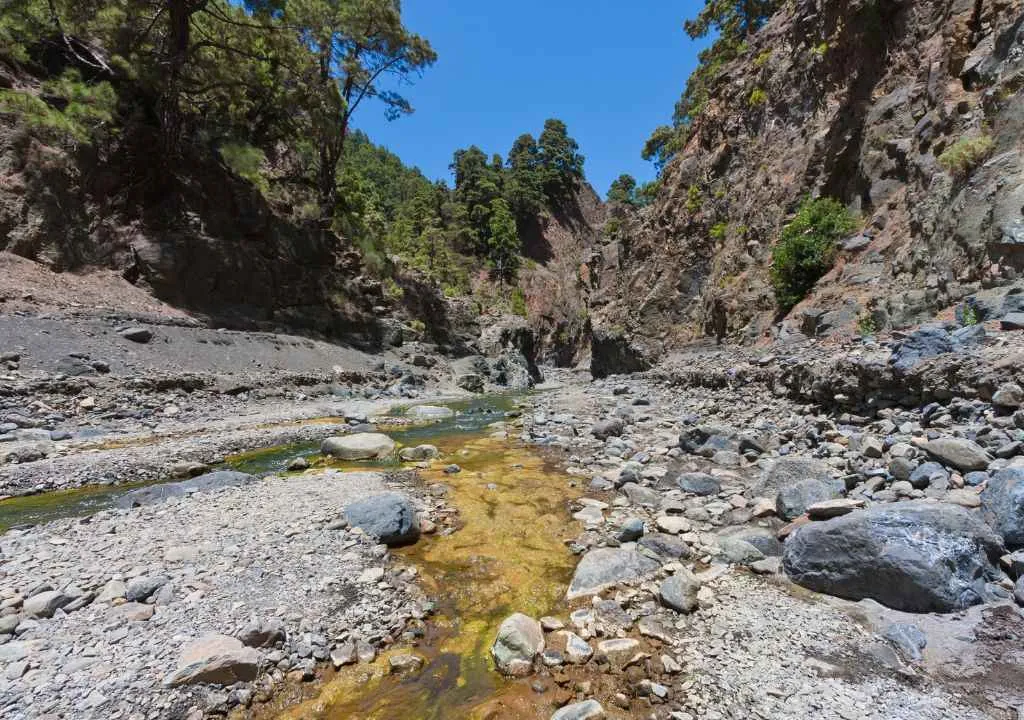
[492,613,544,676]
[388,653,424,674]
[321,433,396,460]
[922,438,991,472]
[406,405,455,421]
[399,444,440,461]
[567,547,660,599]
[163,633,263,686]
[287,456,309,471]
[783,501,1003,612]
[118,471,255,509]
[343,492,420,547]
[659,570,701,614]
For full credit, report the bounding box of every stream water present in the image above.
[0,394,584,718]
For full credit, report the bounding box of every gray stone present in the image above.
[237,618,285,648]
[616,518,644,542]
[922,438,991,472]
[883,623,927,661]
[591,418,625,440]
[344,492,420,546]
[163,633,263,686]
[716,537,765,564]
[676,472,721,496]
[909,462,949,490]
[783,501,1003,612]
[659,570,701,614]
[981,468,1024,549]
[1001,313,1024,331]
[993,383,1024,409]
[119,327,153,343]
[638,533,691,559]
[125,575,168,603]
[551,699,605,720]
[567,547,660,600]
[95,579,127,603]
[23,590,71,619]
[321,433,396,460]
[776,478,843,521]
[491,613,544,676]
[754,457,835,499]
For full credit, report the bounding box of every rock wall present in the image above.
[594,0,1024,357]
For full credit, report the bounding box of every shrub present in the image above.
[753,50,773,68]
[710,222,728,240]
[382,277,404,301]
[510,286,528,317]
[856,312,877,337]
[770,197,857,312]
[938,135,995,177]
[748,88,768,106]
[685,184,702,213]
[0,69,116,145]
[219,141,268,193]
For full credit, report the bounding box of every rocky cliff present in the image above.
[593,0,1024,363]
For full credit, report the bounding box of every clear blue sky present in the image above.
[354,1,711,197]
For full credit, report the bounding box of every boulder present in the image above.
[659,570,701,613]
[922,438,991,472]
[782,501,1003,612]
[118,471,255,509]
[399,444,440,461]
[638,533,691,559]
[119,327,153,343]
[981,468,1024,549]
[237,618,286,648]
[321,433,396,460]
[491,613,544,676]
[676,472,721,496]
[590,419,625,440]
[344,492,420,546]
[125,575,169,602]
[993,383,1024,409]
[567,547,660,600]
[163,633,263,686]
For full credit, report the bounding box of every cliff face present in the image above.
[593,0,1024,360]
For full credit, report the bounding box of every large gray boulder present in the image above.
[491,613,544,676]
[922,438,991,472]
[782,501,1003,612]
[659,570,701,613]
[343,492,420,546]
[163,633,263,686]
[321,433,396,460]
[981,468,1024,549]
[676,472,721,496]
[118,471,255,509]
[567,547,660,600]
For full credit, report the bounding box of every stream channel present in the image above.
[0,394,587,719]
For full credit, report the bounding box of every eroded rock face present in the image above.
[782,501,1003,612]
[566,547,660,600]
[343,492,420,546]
[590,327,653,379]
[491,613,544,676]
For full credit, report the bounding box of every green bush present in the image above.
[748,88,768,106]
[219,141,268,193]
[938,135,995,177]
[510,286,528,317]
[0,69,116,145]
[770,197,857,312]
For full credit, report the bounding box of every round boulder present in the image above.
[322,433,396,460]
[491,613,544,676]
[343,492,420,546]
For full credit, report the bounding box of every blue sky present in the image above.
[354,1,711,197]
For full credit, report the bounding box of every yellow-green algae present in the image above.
[274,431,579,720]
